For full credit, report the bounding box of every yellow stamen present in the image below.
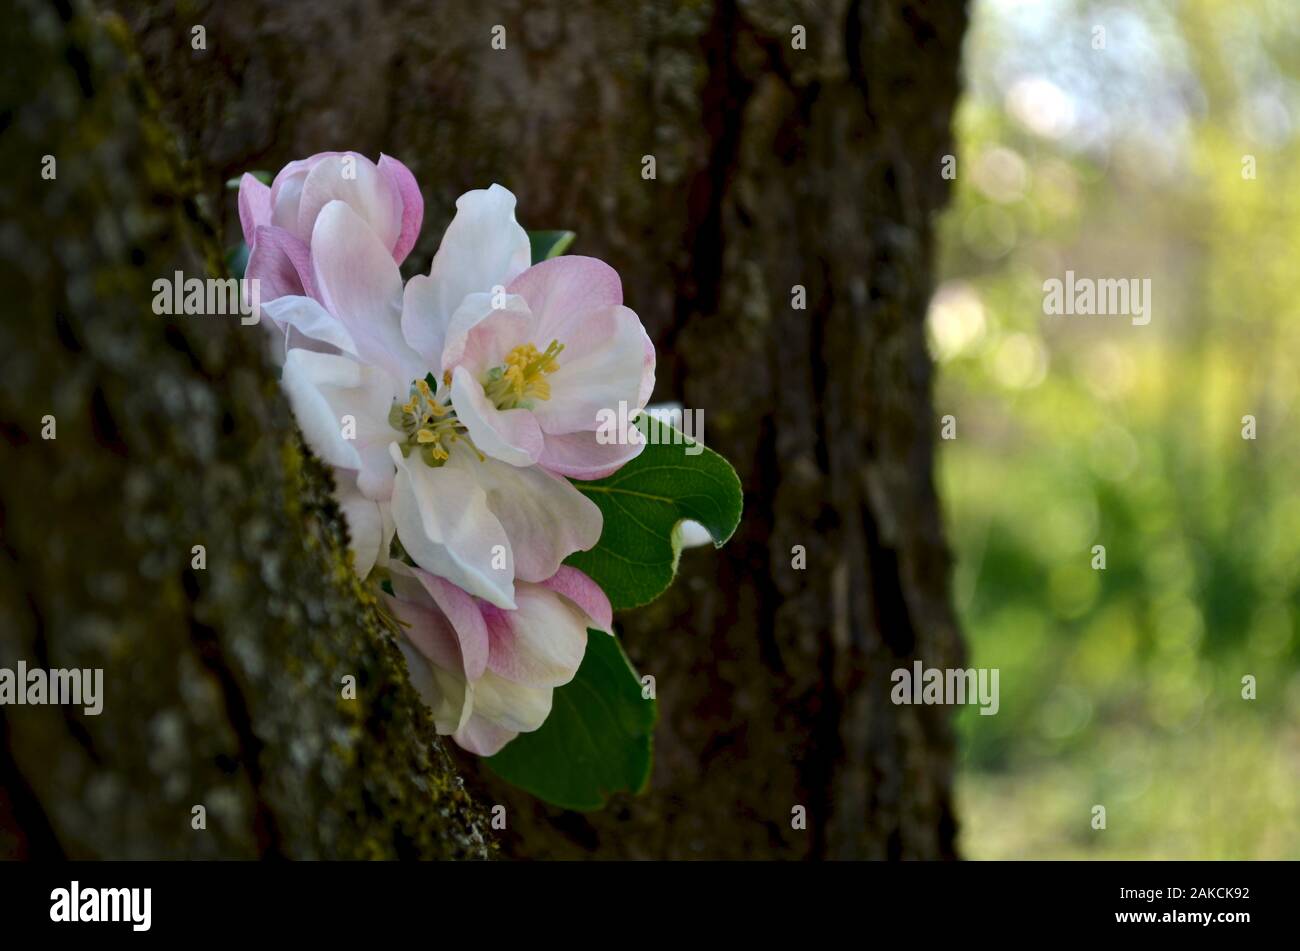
[491,340,564,407]
[390,376,479,469]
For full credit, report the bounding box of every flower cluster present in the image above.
[240,152,654,755]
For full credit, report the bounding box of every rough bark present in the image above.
[0,0,493,859]
[30,0,969,858]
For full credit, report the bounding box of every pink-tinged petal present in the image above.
[450,366,543,467]
[408,570,491,682]
[388,564,465,671]
[280,349,400,500]
[270,153,338,204]
[468,671,555,733]
[507,255,623,344]
[270,154,341,236]
[538,427,646,480]
[389,443,517,609]
[453,716,517,757]
[445,450,601,583]
[439,291,533,377]
[394,638,473,735]
[532,305,651,435]
[311,201,425,384]
[297,153,401,252]
[482,583,590,687]
[238,174,272,247]
[378,154,424,264]
[637,328,657,408]
[246,225,315,303]
[261,295,357,360]
[426,184,531,326]
[539,565,613,633]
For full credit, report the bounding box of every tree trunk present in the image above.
[15,0,969,859]
[0,0,492,859]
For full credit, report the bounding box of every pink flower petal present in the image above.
[409,570,491,682]
[482,583,589,687]
[539,565,614,633]
[378,154,424,264]
[310,201,424,384]
[454,716,517,756]
[384,578,462,674]
[507,255,623,345]
[237,174,271,247]
[270,153,340,237]
[298,153,402,253]
[531,305,651,435]
[538,428,645,480]
[246,225,315,303]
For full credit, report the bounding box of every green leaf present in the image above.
[565,416,743,611]
[485,630,654,811]
[528,229,576,264]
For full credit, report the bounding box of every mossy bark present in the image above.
[66,0,969,858]
[0,0,493,859]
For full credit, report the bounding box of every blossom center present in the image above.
[483,340,564,410]
[389,377,465,466]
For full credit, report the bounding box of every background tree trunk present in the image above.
[0,0,492,859]
[5,0,969,859]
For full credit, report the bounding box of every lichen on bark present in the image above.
[0,0,493,859]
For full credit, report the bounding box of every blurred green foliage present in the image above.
[936,0,1300,858]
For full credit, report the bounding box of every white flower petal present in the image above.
[281,349,400,499]
[261,295,358,361]
[469,670,554,734]
[450,366,542,467]
[426,184,531,326]
[335,481,392,578]
[396,639,474,735]
[389,443,517,609]
[438,291,532,377]
[445,449,601,583]
[676,519,714,549]
[399,273,443,378]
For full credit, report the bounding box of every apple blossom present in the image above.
[386,562,613,756]
[238,151,422,307]
[274,192,601,606]
[435,255,656,480]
